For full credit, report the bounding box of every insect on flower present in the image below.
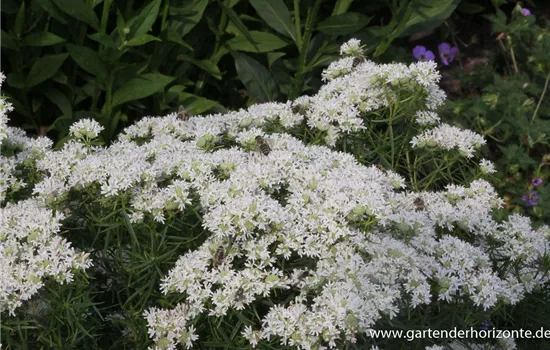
[255,136,271,156]
[292,103,307,116]
[413,197,425,212]
[352,55,366,68]
[177,105,190,121]
[212,245,226,267]
[297,270,310,281]
[234,287,245,302]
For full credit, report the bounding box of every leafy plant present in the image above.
[1,0,459,145]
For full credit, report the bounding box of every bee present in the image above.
[352,55,366,68]
[177,105,190,121]
[297,270,310,281]
[292,103,307,116]
[255,135,271,156]
[234,287,245,302]
[212,245,226,267]
[413,197,425,212]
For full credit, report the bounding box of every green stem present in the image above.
[294,0,302,49]
[160,1,169,31]
[531,70,550,124]
[100,0,111,36]
[290,0,320,100]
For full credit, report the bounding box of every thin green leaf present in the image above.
[22,32,66,46]
[233,52,278,102]
[249,0,297,43]
[221,3,259,51]
[317,12,372,35]
[227,31,289,53]
[111,73,175,107]
[26,53,69,87]
[52,0,100,30]
[67,44,108,80]
[121,210,140,248]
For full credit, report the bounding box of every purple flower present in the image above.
[532,178,543,187]
[438,42,458,66]
[522,191,540,207]
[412,46,435,62]
[522,8,531,16]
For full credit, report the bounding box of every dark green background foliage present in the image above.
[441,3,550,227]
[1,0,459,145]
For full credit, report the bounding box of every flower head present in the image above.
[438,42,458,66]
[532,178,543,187]
[412,46,435,62]
[522,191,540,207]
[521,8,531,16]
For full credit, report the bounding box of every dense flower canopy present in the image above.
[1,40,548,350]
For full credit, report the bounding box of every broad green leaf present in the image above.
[166,0,208,37]
[14,2,25,37]
[7,72,26,89]
[0,0,20,13]
[332,0,354,15]
[249,0,297,43]
[267,52,286,67]
[32,95,44,113]
[26,53,69,87]
[88,33,117,48]
[128,0,161,37]
[227,31,289,53]
[398,0,459,37]
[111,73,175,107]
[162,29,193,50]
[178,92,219,114]
[179,55,222,80]
[52,0,100,30]
[1,30,17,49]
[22,32,66,46]
[233,52,278,102]
[228,0,240,7]
[317,13,372,35]
[126,34,161,46]
[42,87,72,118]
[35,0,68,24]
[67,44,107,80]
[457,3,486,14]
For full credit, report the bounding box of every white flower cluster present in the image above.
[69,118,104,140]
[0,199,91,315]
[0,72,13,144]
[310,44,446,145]
[411,123,486,158]
[0,38,548,349]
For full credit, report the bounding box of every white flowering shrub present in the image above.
[1,40,549,349]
